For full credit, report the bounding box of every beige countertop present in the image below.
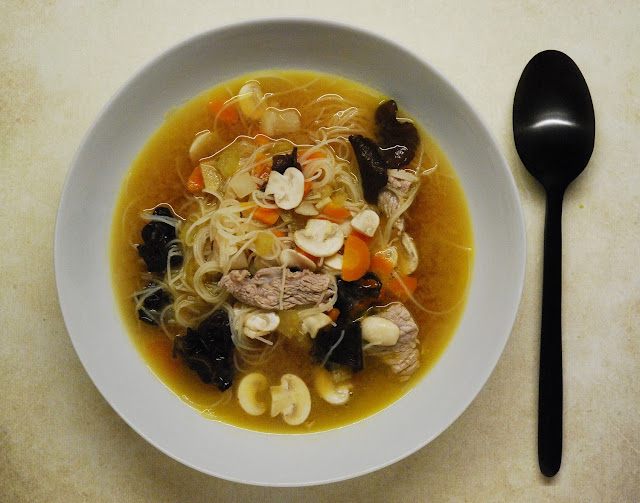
[2,1,638,501]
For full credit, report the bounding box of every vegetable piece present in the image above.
[188,130,217,164]
[187,165,205,192]
[254,231,275,257]
[217,148,241,178]
[341,234,371,282]
[207,99,239,123]
[312,321,364,372]
[314,367,352,405]
[264,167,305,210]
[261,108,301,137]
[387,275,418,301]
[237,373,268,416]
[172,310,235,391]
[252,207,280,225]
[199,162,223,192]
[238,81,267,119]
[303,180,313,196]
[229,171,258,199]
[280,248,316,271]
[322,202,351,221]
[271,147,302,175]
[271,229,287,238]
[326,308,340,322]
[369,249,397,283]
[270,374,311,425]
[350,209,380,237]
[348,134,388,204]
[361,316,400,346]
[277,310,301,338]
[301,313,333,339]
[375,100,420,169]
[331,188,349,205]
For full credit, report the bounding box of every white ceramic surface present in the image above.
[54,18,525,486]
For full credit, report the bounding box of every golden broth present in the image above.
[111,71,473,433]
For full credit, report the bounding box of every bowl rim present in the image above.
[54,16,526,486]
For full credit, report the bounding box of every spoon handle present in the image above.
[538,188,564,477]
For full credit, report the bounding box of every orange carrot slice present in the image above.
[253,207,281,225]
[342,234,371,281]
[187,165,205,192]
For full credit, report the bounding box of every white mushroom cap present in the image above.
[279,248,317,271]
[314,367,352,405]
[265,167,305,210]
[301,313,333,339]
[323,253,343,272]
[238,81,267,120]
[293,219,345,258]
[237,372,268,416]
[188,130,216,163]
[270,374,311,425]
[350,209,380,237]
[361,316,400,346]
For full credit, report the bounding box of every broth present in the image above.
[111,71,473,433]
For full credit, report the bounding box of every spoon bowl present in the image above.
[513,49,595,477]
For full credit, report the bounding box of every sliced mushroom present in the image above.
[350,209,380,237]
[237,372,268,416]
[294,201,320,216]
[265,167,305,210]
[244,312,280,340]
[279,248,316,271]
[314,367,352,405]
[189,130,217,164]
[270,374,311,425]
[293,219,344,258]
[301,313,333,339]
[361,316,400,346]
[238,81,267,120]
[323,253,343,271]
[399,232,419,275]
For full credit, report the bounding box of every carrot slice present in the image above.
[387,275,418,301]
[342,234,371,281]
[350,229,373,244]
[370,252,395,282]
[208,100,239,123]
[187,165,205,192]
[295,247,320,264]
[253,133,271,146]
[271,230,287,238]
[303,180,313,195]
[326,308,340,322]
[253,207,281,225]
[322,202,351,221]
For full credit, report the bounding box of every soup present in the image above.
[111,71,473,433]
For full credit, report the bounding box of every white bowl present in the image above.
[55,18,525,486]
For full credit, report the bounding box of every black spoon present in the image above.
[513,50,595,477]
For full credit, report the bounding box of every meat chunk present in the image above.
[377,190,405,232]
[365,303,420,380]
[219,266,332,310]
[386,169,415,194]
